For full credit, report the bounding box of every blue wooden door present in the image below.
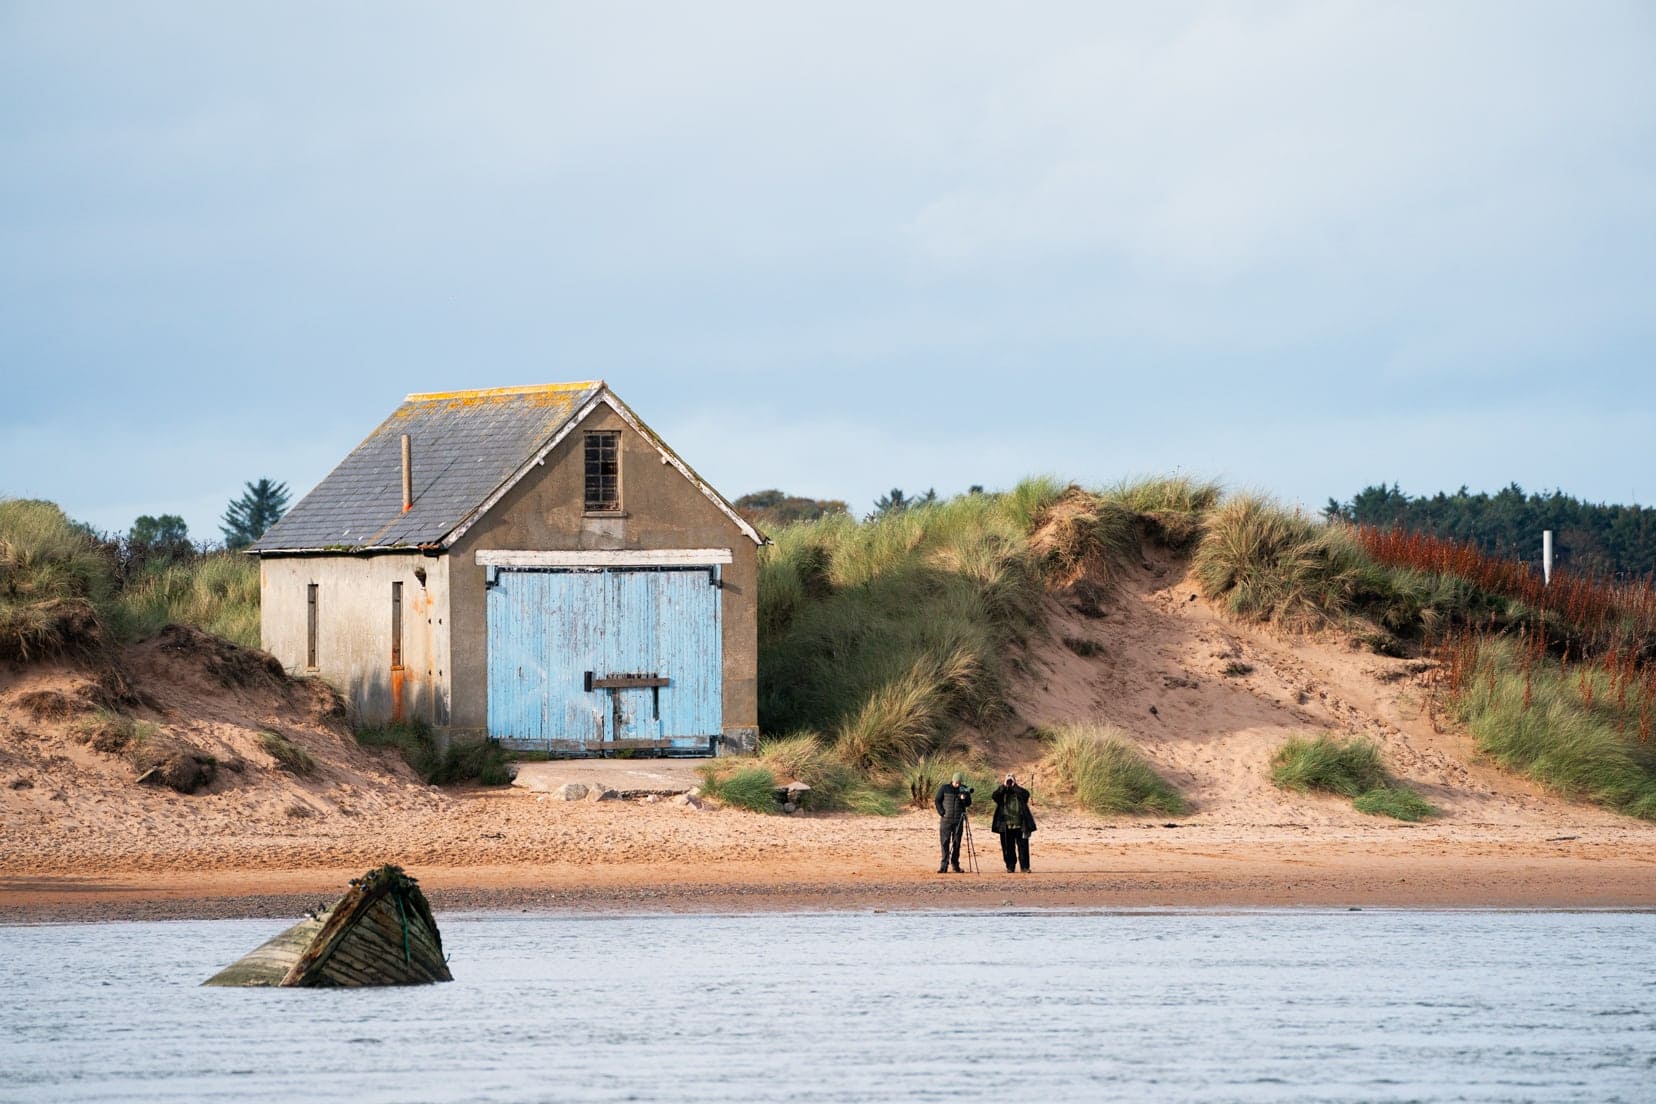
[486,567,722,753]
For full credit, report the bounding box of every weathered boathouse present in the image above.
[252,381,764,755]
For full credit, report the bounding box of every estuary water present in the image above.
[1,909,1651,1103]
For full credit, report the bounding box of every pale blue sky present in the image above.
[3,1,1653,540]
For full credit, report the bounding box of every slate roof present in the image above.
[253,380,755,553]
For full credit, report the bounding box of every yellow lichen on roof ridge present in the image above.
[402,381,603,403]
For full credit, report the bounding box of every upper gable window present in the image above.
[584,431,621,513]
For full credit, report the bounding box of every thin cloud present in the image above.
[1,2,1652,532]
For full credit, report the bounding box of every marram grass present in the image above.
[697,763,780,814]
[1192,496,1380,630]
[758,484,1053,751]
[259,730,317,776]
[1353,786,1437,822]
[1269,733,1389,797]
[1451,639,1656,819]
[116,554,260,649]
[0,499,113,659]
[755,733,898,815]
[1041,723,1187,816]
[0,497,260,656]
[355,719,512,787]
[1269,733,1437,821]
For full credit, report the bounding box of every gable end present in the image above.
[441,388,766,548]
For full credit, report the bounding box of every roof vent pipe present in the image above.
[401,434,413,513]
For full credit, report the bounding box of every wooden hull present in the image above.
[204,866,451,987]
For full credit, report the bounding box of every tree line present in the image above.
[736,485,985,529]
[1326,483,1656,580]
[101,479,288,582]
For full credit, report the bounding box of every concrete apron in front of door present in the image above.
[510,758,704,798]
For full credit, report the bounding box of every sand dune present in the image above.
[3,566,1653,920]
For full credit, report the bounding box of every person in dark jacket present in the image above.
[991,773,1036,873]
[934,772,972,873]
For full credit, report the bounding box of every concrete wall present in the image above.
[447,403,759,749]
[260,553,451,727]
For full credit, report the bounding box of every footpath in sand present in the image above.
[3,565,1654,921]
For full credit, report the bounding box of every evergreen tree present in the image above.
[1329,482,1656,579]
[868,487,938,520]
[220,479,289,549]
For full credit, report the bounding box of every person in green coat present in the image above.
[991,773,1036,873]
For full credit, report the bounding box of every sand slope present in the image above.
[0,625,450,873]
[1007,551,1625,830]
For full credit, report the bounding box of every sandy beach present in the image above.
[5,788,1653,921]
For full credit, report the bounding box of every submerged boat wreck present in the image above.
[204,865,452,987]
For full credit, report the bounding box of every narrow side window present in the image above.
[306,583,319,669]
[391,580,404,668]
[584,430,621,512]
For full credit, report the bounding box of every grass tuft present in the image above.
[1029,490,1141,589]
[74,710,152,754]
[897,756,996,816]
[758,486,1051,750]
[115,554,260,648]
[439,737,516,786]
[1353,786,1437,821]
[1269,733,1389,796]
[845,787,900,816]
[758,733,859,812]
[1193,496,1387,629]
[0,499,112,659]
[697,763,780,813]
[901,755,951,809]
[1450,639,1656,818]
[1041,723,1186,815]
[0,497,261,657]
[356,720,512,786]
[710,735,905,815]
[834,649,984,769]
[1101,475,1222,551]
[259,730,317,776]
[127,729,217,793]
[1270,733,1436,820]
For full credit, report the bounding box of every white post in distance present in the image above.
[1542,530,1554,587]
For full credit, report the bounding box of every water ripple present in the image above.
[0,909,1650,1102]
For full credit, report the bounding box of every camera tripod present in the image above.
[958,810,980,874]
